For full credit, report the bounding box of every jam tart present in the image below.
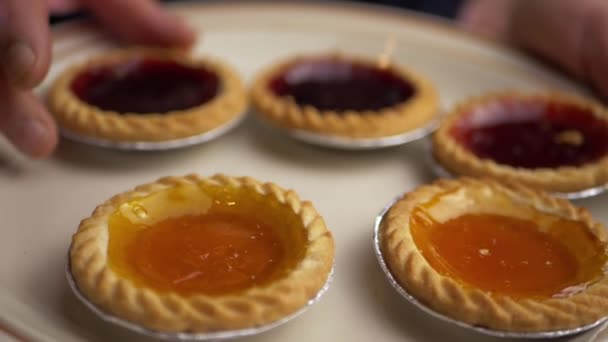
[379,177,608,332]
[49,49,247,143]
[432,92,608,193]
[68,174,335,333]
[251,53,439,139]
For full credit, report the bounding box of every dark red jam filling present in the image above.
[71,59,219,114]
[268,59,415,112]
[450,99,608,168]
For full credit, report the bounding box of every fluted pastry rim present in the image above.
[68,174,335,333]
[251,53,439,139]
[49,48,247,142]
[432,91,608,193]
[379,177,608,332]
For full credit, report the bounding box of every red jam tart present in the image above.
[268,59,415,112]
[70,59,220,114]
[50,49,246,143]
[380,178,608,332]
[69,174,335,333]
[433,92,608,193]
[251,54,438,139]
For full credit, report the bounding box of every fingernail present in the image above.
[2,41,35,87]
[8,118,50,157]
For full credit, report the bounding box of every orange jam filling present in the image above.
[410,189,607,298]
[107,183,307,296]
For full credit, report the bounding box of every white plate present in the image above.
[1,2,607,342]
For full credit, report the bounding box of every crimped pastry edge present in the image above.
[380,177,608,332]
[432,91,608,193]
[69,174,335,333]
[49,48,247,142]
[251,53,439,139]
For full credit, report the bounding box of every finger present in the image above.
[82,0,195,48]
[510,0,608,98]
[0,0,51,89]
[47,0,82,15]
[0,80,58,158]
[580,5,608,99]
[457,0,514,41]
[509,0,588,79]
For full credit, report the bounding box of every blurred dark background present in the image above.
[50,0,464,24]
[352,0,462,18]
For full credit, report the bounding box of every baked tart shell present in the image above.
[433,92,608,193]
[251,53,439,139]
[68,174,335,333]
[379,177,608,332]
[49,49,247,143]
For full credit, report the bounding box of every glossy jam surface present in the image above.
[71,59,219,114]
[450,99,608,168]
[410,187,607,298]
[107,183,307,296]
[269,58,415,112]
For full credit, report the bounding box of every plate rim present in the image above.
[3,1,592,341]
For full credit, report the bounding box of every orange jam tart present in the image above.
[69,175,334,333]
[49,48,247,143]
[410,203,606,299]
[380,178,608,332]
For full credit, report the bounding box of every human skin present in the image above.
[459,0,608,98]
[0,0,194,158]
[1,0,607,158]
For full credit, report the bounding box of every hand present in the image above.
[459,0,608,98]
[0,0,195,158]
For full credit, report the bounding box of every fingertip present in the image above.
[0,89,58,159]
[31,115,58,158]
[17,118,58,158]
[126,12,198,48]
[163,14,197,48]
[84,0,198,48]
[4,115,58,159]
[177,26,198,49]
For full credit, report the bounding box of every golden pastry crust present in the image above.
[69,174,335,333]
[251,53,439,139]
[380,177,608,332]
[433,91,608,193]
[49,49,247,142]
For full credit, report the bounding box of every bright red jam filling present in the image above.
[71,59,219,114]
[269,58,415,112]
[450,99,608,168]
